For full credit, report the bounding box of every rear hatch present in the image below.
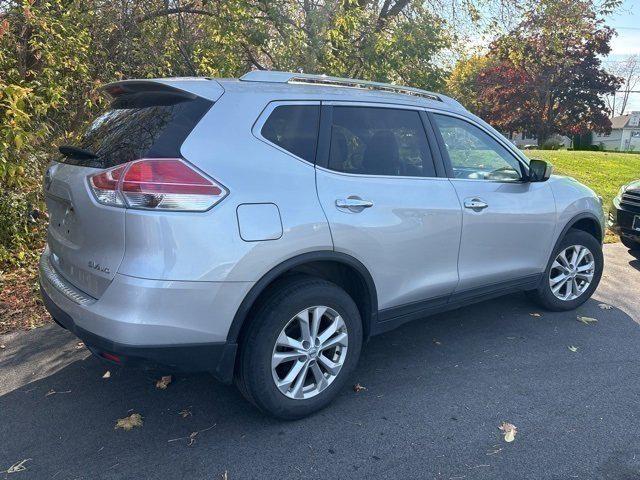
[44,81,214,298]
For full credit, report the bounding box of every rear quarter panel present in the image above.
[118,90,333,282]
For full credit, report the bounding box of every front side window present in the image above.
[327,107,436,177]
[433,114,522,181]
[261,105,320,163]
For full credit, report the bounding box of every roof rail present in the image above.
[239,70,442,102]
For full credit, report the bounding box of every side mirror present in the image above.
[528,159,553,182]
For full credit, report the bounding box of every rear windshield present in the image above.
[60,95,211,168]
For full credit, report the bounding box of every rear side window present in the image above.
[327,107,436,177]
[261,105,320,163]
[62,93,211,169]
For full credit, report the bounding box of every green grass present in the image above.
[525,150,640,210]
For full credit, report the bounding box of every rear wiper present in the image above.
[59,145,98,160]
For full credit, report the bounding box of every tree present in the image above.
[446,54,496,114]
[605,54,640,116]
[472,0,622,144]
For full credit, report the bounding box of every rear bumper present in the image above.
[41,285,237,381]
[39,248,253,383]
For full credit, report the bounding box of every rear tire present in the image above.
[235,276,362,419]
[621,236,640,251]
[528,229,603,311]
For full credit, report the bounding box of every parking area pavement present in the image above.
[1,242,639,480]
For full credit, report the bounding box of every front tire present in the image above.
[528,229,603,311]
[236,276,363,419]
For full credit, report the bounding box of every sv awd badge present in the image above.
[88,260,110,274]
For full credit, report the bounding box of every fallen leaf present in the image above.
[577,316,598,325]
[432,338,441,345]
[529,313,541,317]
[0,344,5,350]
[115,413,143,431]
[45,389,71,397]
[179,408,192,418]
[188,431,199,446]
[498,422,517,442]
[568,345,579,352]
[353,383,367,392]
[221,471,228,480]
[76,342,84,349]
[155,375,172,390]
[102,371,111,379]
[6,458,31,473]
[598,303,613,310]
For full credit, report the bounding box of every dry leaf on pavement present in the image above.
[529,313,541,317]
[155,375,172,389]
[432,338,441,345]
[6,458,31,473]
[498,422,517,442]
[568,345,579,352]
[0,344,5,350]
[353,383,367,392]
[598,303,613,310]
[76,342,84,349]
[45,389,71,397]
[179,408,192,418]
[577,316,598,325]
[102,371,111,379]
[115,413,143,431]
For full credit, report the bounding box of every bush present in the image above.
[540,139,562,150]
[0,188,46,268]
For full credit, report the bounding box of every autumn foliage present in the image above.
[451,0,621,145]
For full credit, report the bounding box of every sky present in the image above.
[606,0,640,112]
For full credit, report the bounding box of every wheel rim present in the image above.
[549,244,595,301]
[271,306,348,400]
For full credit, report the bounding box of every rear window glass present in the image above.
[261,105,320,163]
[62,96,211,169]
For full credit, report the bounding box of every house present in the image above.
[508,132,571,149]
[592,112,640,151]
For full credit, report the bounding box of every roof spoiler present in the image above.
[103,81,199,109]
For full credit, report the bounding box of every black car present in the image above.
[609,180,640,251]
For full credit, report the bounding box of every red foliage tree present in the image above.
[474,0,622,145]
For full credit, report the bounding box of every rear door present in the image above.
[429,112,557,294]
[44,83,212,298]
[315,103,462,317]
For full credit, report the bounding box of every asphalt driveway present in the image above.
[2,243,640,480]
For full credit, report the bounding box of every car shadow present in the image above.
[627,249,640,271]
[1,293,640,479]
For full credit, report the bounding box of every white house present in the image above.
[508,132,571,149]
[592,111,640,151]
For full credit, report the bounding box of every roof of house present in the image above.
[611,115,631,129]
[611,112,640,129]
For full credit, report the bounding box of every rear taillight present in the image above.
[88,158,227,211]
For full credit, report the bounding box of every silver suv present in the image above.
[40,71,605,419]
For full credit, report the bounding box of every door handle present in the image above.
[335,197,374,211]
[463,198,488,210]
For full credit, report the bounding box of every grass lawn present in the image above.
[525,150,640,211]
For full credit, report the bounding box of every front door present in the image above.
[430,112,557,294]
[315,104,462,314]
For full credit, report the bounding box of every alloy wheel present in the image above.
[271,306,349,400]
[549,244,595,301]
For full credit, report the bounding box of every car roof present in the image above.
[123,71,466,113]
